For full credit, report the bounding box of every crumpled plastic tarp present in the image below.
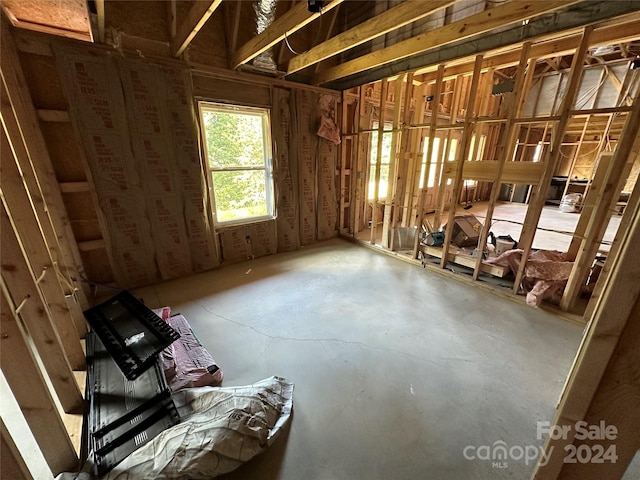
[56,376,294,480]
[487,249,575,307]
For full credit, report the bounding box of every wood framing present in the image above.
[512,26,594,294]
[314,0,583,85]
[370,79,388,245]
[1,419,32,480]
[95,0,105,43]
[0,290,78,475]
[472,46,532,281]
[287,0,454,75]
[171,0,223,57]
[440,56,483,269]
[532,184,640,479]
[0,131,85,370]
[232,0,343,69]
[0,203,83,413]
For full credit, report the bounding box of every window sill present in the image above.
[214,216,276,231]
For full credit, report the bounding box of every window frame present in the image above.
[198,101,275,227]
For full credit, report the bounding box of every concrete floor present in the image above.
[135,238,585,480]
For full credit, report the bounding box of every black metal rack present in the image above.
[83,290,180,380]
[83,291,182,475]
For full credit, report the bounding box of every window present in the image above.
[199,102,274,225]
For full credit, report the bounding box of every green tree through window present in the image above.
[199,103,274,224]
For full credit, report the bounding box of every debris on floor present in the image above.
[57,292,293,479]
[153,307,224,391]
[487,249,575,307]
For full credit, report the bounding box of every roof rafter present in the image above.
[287,0,455,75]
[232,0,344,70]
[313,0,584,85]
[171,0,223,57]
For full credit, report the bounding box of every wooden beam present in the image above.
[59,181,90,193]
[171,0,223,57]
[36,109,70,122]
[313,5,341,75]
[416,19,640,83]
[0,289,78,476]
[440,56,483,269]
[512,26,594,295]
[287,0,454,75]
[232,0,343,70]
[314,0,583,85]
[532,180,640,479]
[168,0,177,39]
[1,203,83,413]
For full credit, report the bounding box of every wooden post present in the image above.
[352,86,365,236]
[391,73,416,242]
[382,75,405,248]
[0,132,85,370]
[412,66,444,258]
[561,115,591,199]
[370,79,388,245]
[0,291,78,476]
[472,46,532,281]
[339,91,350,234]
[440,56,483,269]
[1,203,83,413]
[433,75,464,230]
[560,93,640,311]
[512,26,594,294]
[532,180,640,480]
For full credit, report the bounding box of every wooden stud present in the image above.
[472,46,532,281]
[0,132,85,370]
[412,67,444,257]
[339,91,350,234]
[370,79,388,245]
[172,0,223,57]
[512,26,594,294]
[381,75,405,249]
[440,56,483,269]
[36,109,70,122]
[1,204,83,413]
[95,0,105,43]
[0,290,78,476]
[352,86,365,236]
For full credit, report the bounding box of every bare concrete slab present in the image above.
[135,238,585,479]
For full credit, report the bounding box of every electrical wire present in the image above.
[284,7,324,55]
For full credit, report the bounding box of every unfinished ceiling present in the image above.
[4,0,640,91]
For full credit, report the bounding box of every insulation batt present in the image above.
[487,249,575,307]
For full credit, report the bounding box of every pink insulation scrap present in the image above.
[153,307,223,391]
[487,249,575,307]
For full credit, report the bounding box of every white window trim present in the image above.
[198,102,275,227]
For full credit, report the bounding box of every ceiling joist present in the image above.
[416,19,640,84]
[231,0,344,70]
[171,0,223,57]
[313,0,584,85]
[287,0,455,75]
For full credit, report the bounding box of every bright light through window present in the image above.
[368,125,393,200]
[199,102,274,224]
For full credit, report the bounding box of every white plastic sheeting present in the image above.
[57,376,294,480]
